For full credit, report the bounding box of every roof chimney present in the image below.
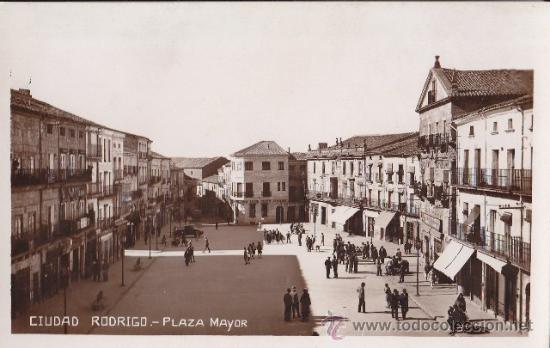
[434,55,441,68]
[318,142,328,150]
[308,144,311,151]
[288,147,290,153]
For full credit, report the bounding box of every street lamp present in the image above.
[415,238,422,296]
[148,216,152,259]
[121,228,127,287]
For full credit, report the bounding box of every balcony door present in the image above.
[474,149,481,186]
[507,149,515,189]
[492,150,499,186]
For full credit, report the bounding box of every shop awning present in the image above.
[476,251,507,273]
[332,206,359,225]
[432,240,475,279]
[374,211,397,231]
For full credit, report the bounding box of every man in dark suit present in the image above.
[324,257,332,278]
[357,282,366,313]
[283,288,292,322]
[332,256,338,278]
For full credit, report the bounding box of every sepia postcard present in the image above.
[1,2,550,348]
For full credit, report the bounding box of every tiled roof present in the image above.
[150,151,168,159]
[307,132,418,159]
[171,157,225,169]
[289,152,308,161]
[11,89,93,126]
[368,133,420,157]
[202,174,219,184]
[11,89,152,141]
[454,94,533,125]
[232,141,288,157]
[439,68,533,97]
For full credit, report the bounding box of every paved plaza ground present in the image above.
[12,223,520,337]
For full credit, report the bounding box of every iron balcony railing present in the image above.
[87,183,117,196]
[11,168,92,187]
[455,168,532,195]
[114,169,124,181]
[262,190,272,197]
[454,223,530,271]
[87,143,103,159]
[231,191,244,198]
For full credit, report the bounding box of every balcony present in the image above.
[114,169,124,181]
[262,190,272,197]
[87,143,103,159]
[98,217,115,230]
[245,191,254,198]
[149,176,162,185]
[455,168,532,195]
[11,168,92,187]
[231,191,244,198]
[454,223,530,271]
[87,183,117,197]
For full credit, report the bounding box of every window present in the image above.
[13,215,23,238]
[322,162,325,175]
[313,162,316,174]
[282,182,286,191]
[398,164,404,183]
[358,162,363,176]
[278,161,284,170]
[507,118,514,130]
[70,129,75,138]
[469,126,474,136]
[249,203,256,218]
[47,124,53,134]
[492,122,498,133]
[263,182,271,196]
[343,162,346,175]
[350,162,354,176]
[245,161,253,171]
[60,127,65,136]
[277,182,281,191]
[245,183,253,197]
[262,161,270,170]
[261,203,268,217]
[79,131,84,138]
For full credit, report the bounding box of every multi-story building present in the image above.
[307,133,420,237]
[171,157,229,181]
[11,89,94,315]
[229,141,289,224]
[415,56,533,264]
[288,152,308,222]
[446,95,532,324]
[363,133,422,245]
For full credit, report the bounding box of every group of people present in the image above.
[264,229,286,244]
[283,286,311,322]
[447,293,468,334]
[91,259,110,282]
[384,284,409,320]
[244,241,263,264]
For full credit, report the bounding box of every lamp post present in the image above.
[121,228,127,286]
[415,238,421,296]
[148,216,152,259]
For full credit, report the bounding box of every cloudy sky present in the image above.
[1,3,548,157]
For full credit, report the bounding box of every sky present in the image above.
[1,3,548,157]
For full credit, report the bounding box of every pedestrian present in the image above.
[390,289,400,320]
[102,261,109,282]
[257,241,263,258]
[455,293,467,313]
[184,248,191,266]
[353,254,359,273]
[399,260,406,283]
[283,288,292,322]
[357,282,366,313]
[384,284,392,308]
[203,237,211,253]
[300,288,311,321]
[286,232,291,243]
[291,286,300,319]
[92,259,99,281]
[400,289,409,320]
[215,221,218,230]
[161,235,167,247]
[430,268,437,288]
[321,233,324,246]
[243,247,250,265]
[379,246,387,263]
[424,262,431,281]
[324,257,332,279]
[376,257,383,276]
[447,306,457,335]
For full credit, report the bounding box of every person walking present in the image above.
[399,289,409,320]
[256,241,263,258]
[300,288,311,321]
[357,282,366,313]
[424,262,431,281]
[203,237,211,253]
[390,289,400,320]
[215,221,218,230]
[332,256,339,279]
[376,257,383,276]
[243,247,250,265]
[379,246,387,263]
[399,260,406,283]
[286,232,291,243]
[321,233,325,246]
[455,293,467,313]
[384,284,392,308]
[324,257,332,279]
[291,286,300,319]
[283,288,292,322]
